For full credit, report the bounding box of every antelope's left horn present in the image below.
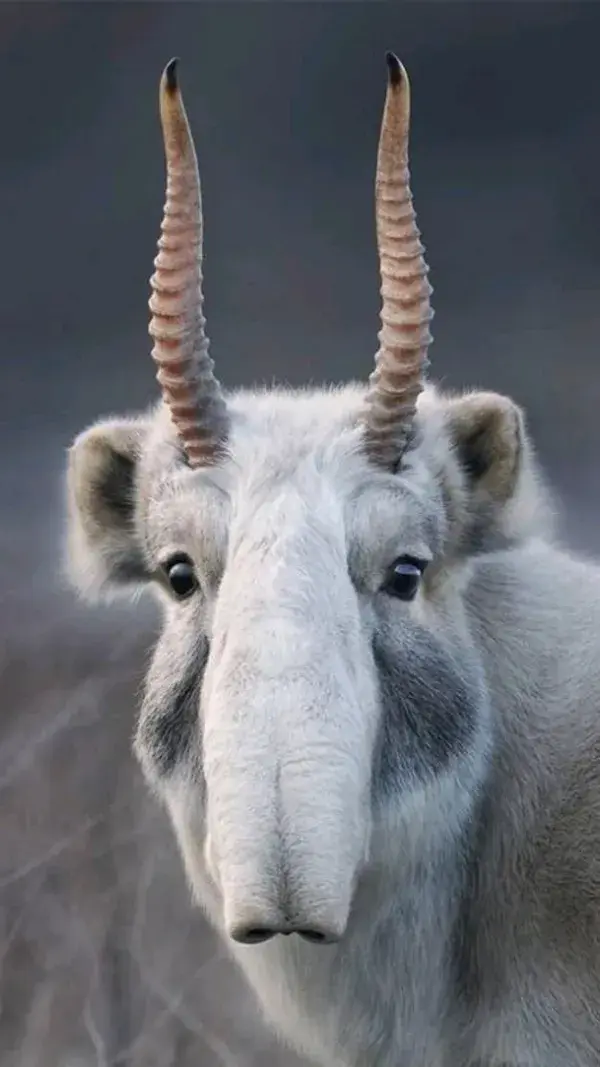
[149,58,228,467]
[363,53,434,469]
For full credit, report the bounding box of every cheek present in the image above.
[371,626,485,798]
[134,630,208,781]
[161,775,224,917]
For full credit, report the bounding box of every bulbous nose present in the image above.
[229,922,342,946]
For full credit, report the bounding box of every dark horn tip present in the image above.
[164,57,180,93]
[385,51,403,87]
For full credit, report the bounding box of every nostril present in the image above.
[297,928,339,945]
[230,924,339,945]
[230,925,280,945]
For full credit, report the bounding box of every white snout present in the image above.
[202,673,375,947]
[202,520,378,947]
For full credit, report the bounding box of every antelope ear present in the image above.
[447,391,523,502]
[64,415,151,600]
[443,390,537,554]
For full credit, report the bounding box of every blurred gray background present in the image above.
[2,3,600,1065]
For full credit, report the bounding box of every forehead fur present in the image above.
[130,378,553,567]
[135,383,454,561]
[140,382,450,490]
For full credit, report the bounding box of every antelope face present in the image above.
[64,55,532,945]
[66,382,521,945]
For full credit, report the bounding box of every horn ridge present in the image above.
[363,53,434,470]
[148,58,228,467]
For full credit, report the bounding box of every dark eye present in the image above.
[383,557,426,601]
[164,555,198,600]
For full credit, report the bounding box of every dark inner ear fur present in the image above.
[443,391,525,556]
[448,391,523,504]
[67,419,150,592]
[81,437,136,528]
[71,424,140,526]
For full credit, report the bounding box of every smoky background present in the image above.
[1,3,600,1065]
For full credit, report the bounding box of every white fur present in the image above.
[64,374,600,1067]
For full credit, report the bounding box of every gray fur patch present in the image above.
[136,640,207,777]
[372,627,481,798]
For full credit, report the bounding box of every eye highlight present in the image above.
[382,556,427,601]
[163,554,198,600]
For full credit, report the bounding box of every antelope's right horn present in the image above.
[149,58,228,467]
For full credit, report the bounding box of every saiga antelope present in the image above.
[64,53,600,1067]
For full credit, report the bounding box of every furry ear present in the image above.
[448,391,523,502]
[443,390,545,555]
[65,415,151,600]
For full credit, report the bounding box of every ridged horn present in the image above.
[363,52,434,469]
[148,58,228,467]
